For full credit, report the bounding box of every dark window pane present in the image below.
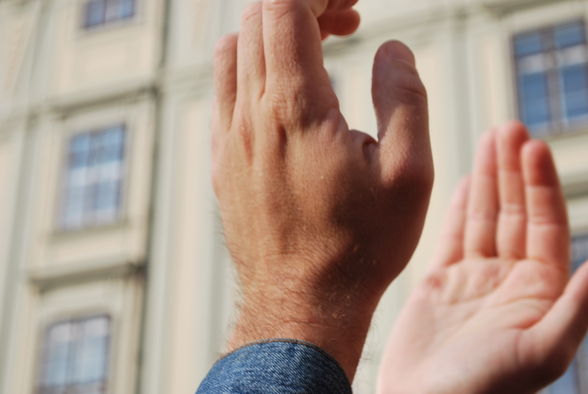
[555,22,586,49]
[70,134,91,169]
[519,72,552,127]
[84,0,134,28]
[561,64,588,120]
[62,126,125,229]
[92,130,109,166]
[101,126,125,162]
[514,21,588,135]
[550,236,588,394]
[572,235,588,272]
[71,318,110,384]
[85,0,105,28]
[39,317,110,392]
[95,180,118,213]
[515,32,545,56]
[63,184,85,229]
[119,0,135,19]
[41,323,73,389]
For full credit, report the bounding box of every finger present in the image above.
[214,34,238,130]
[496,121,529,259]
[318,8,360,37]
[238,2,265,99]
[371,41,432,186]
[522,140,570,266]
[431,176,471,269]
[464,131,499,258]
[522,261,588,377]
[262,0,336,114]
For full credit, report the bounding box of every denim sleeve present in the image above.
[196,339,352,393]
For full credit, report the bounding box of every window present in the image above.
[572,234,588,272]
[83,0,135,29]
[60,125,126,230]
[548,234,588,393]
[514,21,588,136]
[37,316,111,394]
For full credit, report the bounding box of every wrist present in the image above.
[228,283,380,381]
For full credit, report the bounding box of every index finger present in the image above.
[262,0,338,117]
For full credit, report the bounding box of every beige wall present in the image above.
[50,0,163,97]
[1,0,588,393]
[0,0,161,392]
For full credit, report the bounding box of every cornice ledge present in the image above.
[28,256,145,292]
[158,63,213,96]
[46,77,158,116]
[563,172,588,199]
[479,0,568,16]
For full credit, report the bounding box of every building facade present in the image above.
[0,0,587,393]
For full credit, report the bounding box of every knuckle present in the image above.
[467,209,498,223]
[500,202,526,217]
[263,83,338,126]
[264,88,303,123]
[393,70,428,105]
[232,116,255,161]
[381,163,434,210]
[392,157,434,195]
[264,0,301,17]
[263,91,286,123]
[242,2,262,23]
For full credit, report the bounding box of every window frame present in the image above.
[57,124,128,232]
[36,314,112,394]
[512,19,588,138]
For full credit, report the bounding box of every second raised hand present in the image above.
[378,122,588,394]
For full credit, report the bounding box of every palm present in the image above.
[378,123,588,394]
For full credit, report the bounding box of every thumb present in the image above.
[371,41,432,186]
[522,261,588,378]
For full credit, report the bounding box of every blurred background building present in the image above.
[0,0,587,393]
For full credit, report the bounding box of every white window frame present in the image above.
[59,124,127,231]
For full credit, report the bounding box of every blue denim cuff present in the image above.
[196,339,352,393]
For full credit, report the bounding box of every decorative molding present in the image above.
[159,63,213,97]
[47,77,158,117]
[28,257,144,292]
[564,174,588,199]
[480,0,571,16]
[49,219,131,241]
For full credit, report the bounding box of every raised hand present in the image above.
[212,0,432,380]
[377,122,588,393]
